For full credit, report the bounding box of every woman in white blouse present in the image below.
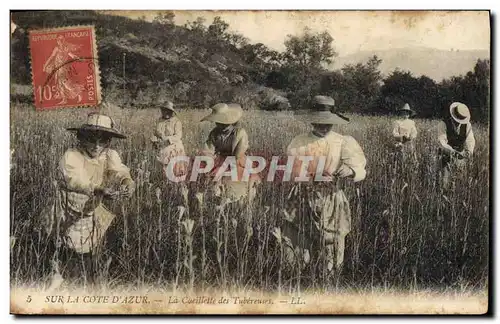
[281,95,367,273]
[391,103,418,161]
[41,112,135,288]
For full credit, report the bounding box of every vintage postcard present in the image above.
[10,10,490,315]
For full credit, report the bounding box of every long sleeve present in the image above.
[464,123,476,156]
[340,136,367,182]
[437,121,456,154]
[233,128,249,158]
[154,121,168,141]
[286,134,313,180]
[106,149,133,185]
[409,120,418,140]
[166,119,183,144]
[58,150,95,196]
[392,121,403,141]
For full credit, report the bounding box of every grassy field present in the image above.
[9,103,490,294]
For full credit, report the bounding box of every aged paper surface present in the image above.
[10,10,490,315]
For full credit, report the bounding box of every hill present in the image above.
[10,10,279,108]
[331,47,489,82]
[10,11,489,120]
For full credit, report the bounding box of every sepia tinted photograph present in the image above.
[9,9,490,315]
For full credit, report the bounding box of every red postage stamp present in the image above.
[28,25,101,110]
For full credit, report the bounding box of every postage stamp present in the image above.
[28,25,101,110]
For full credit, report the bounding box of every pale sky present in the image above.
[102,10,490,56]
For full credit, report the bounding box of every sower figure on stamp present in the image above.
[41,112,135,289]
[150,98,188,207]
[43,35,84,105]
[437,102,475,190]
[391,103,418,166]
[198,103,261,210]
[281,96,367,274]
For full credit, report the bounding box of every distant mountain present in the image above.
[331,47,490,82]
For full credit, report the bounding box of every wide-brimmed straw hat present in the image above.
[154,97,177,115]
[201,103,243,124]
[397,103,416,116]
[67,113,126,139]
[449,102,470,124]
[298,95,350,125]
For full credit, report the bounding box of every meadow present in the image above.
[9,102,490,295]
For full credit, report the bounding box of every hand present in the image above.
[94,187,120,200]
[455,151,466,159]
[335,165,354,178]
[120,179,136,198]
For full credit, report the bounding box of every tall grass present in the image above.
[9,103,489,293]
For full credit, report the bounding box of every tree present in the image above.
[282,27,337,69]
[185,17,207,34]
[472,59,490,122]
[242,43,282,68]
[208,16,230,41]
[228,32,249,49]
[319,70,348,108]
[377,70,420,114]
[438,59,490,123]
[319,56,383,113]
[153,11,175,25]
[272,27,337,108]
[376,70,442,118]
[342,55,383,113]
[415,75,439,118]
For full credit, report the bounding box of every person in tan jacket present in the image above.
[41,112,135,287]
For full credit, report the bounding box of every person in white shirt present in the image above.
[151,99,189,206]
[391,103,418,161]
[41,112,135,287]
[151,99,187,178]
[437,102,476,189]
[280,95,367,273]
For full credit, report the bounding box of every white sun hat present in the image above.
[449,102,471,124]
[201,103,243,125]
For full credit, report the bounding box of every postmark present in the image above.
[28,25,101,110]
